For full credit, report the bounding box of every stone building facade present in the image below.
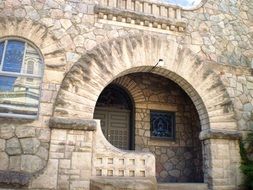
[0,0,252,190]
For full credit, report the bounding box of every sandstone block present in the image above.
[36,146,49,160]
[72,152,91,170]
[59,159,71,169]
[20,138,40,154]
[0,152,9,170]
[9,156,21,171]
[21,155,44,173]
[31,159,58,189]
[0,139,5,151]
[6,137,22,155]
[15,126,35,138]
[0,125,15,139]
[36,128,51,142]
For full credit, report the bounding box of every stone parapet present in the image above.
[30,118,156,189]
[92,120,156,178]
[95,0,186,32]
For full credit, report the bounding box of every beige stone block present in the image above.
[70,180,90,190]
[21,155,44,173]
[191,32,203,45]
[0,139,6,151]
[0,152,9,170]
[49,152,65,159]
[58,175,69,190]
[9,156,21,171]
[43,70,64,83]
[31,159,58,189]
[60,19,72,30]
[60,159,71,169]
[72,152,92,171]
[51,129,67,141]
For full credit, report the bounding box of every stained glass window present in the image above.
[150,110,175,139]
[0,39,43,118]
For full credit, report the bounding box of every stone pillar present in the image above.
[31,118,96,190]
[200,129,242,190]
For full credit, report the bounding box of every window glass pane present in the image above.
[0,76,17,91]
[150,111,175,139]
[23,44,42,76]
[0,42,4,66]
[0,76,40,116]
[2,40,25,73]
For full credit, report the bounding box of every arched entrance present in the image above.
[54,34,239,189]
[94,84,134,150]
[93,72,203,183]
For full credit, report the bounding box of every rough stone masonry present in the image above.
[0,0,252,190]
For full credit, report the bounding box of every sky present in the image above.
[163,0,201,7]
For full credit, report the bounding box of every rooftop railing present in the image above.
[95,0,186,32]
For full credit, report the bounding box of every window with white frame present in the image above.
[0,39,43,118]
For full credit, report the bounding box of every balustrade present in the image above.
[95,0,186,32]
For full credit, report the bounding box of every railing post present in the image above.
[160,5,167,18]
[108,0,117,7]
[176,8,181,20]
[126,0,132,10]
[143,2,151,14]
[168,7,175,19]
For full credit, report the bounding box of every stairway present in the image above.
[158,183,208,190]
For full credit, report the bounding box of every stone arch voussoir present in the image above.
[54,34,236,131]
[0,17,66,71]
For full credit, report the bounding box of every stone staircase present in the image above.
[158,183,208,190]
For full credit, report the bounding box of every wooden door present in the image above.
[94,107,130,150]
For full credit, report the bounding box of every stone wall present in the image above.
[29,118,156,190]
[0,119,50,185]
[0,0,252,189]
[113,73,203,182]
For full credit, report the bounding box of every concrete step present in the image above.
[158,183,208,190]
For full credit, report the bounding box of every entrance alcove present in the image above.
[93,72,203,183]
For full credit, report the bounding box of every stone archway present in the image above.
[53,34,239,188]
[54,34,235,131]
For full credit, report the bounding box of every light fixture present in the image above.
[149,59,164,72]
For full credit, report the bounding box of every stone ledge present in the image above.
[0,170,31,186]
[49,117,97,131]
[90,176,157,190]
[95,6,186,32]
[199,129,241,140]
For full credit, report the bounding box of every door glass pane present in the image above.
[2,40,25,73]
[0,42,4,66]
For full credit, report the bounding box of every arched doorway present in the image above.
[93,73,203,183]
[94,84,134,150]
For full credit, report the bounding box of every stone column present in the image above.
[31,118,96,190]
[200,129,242,190]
